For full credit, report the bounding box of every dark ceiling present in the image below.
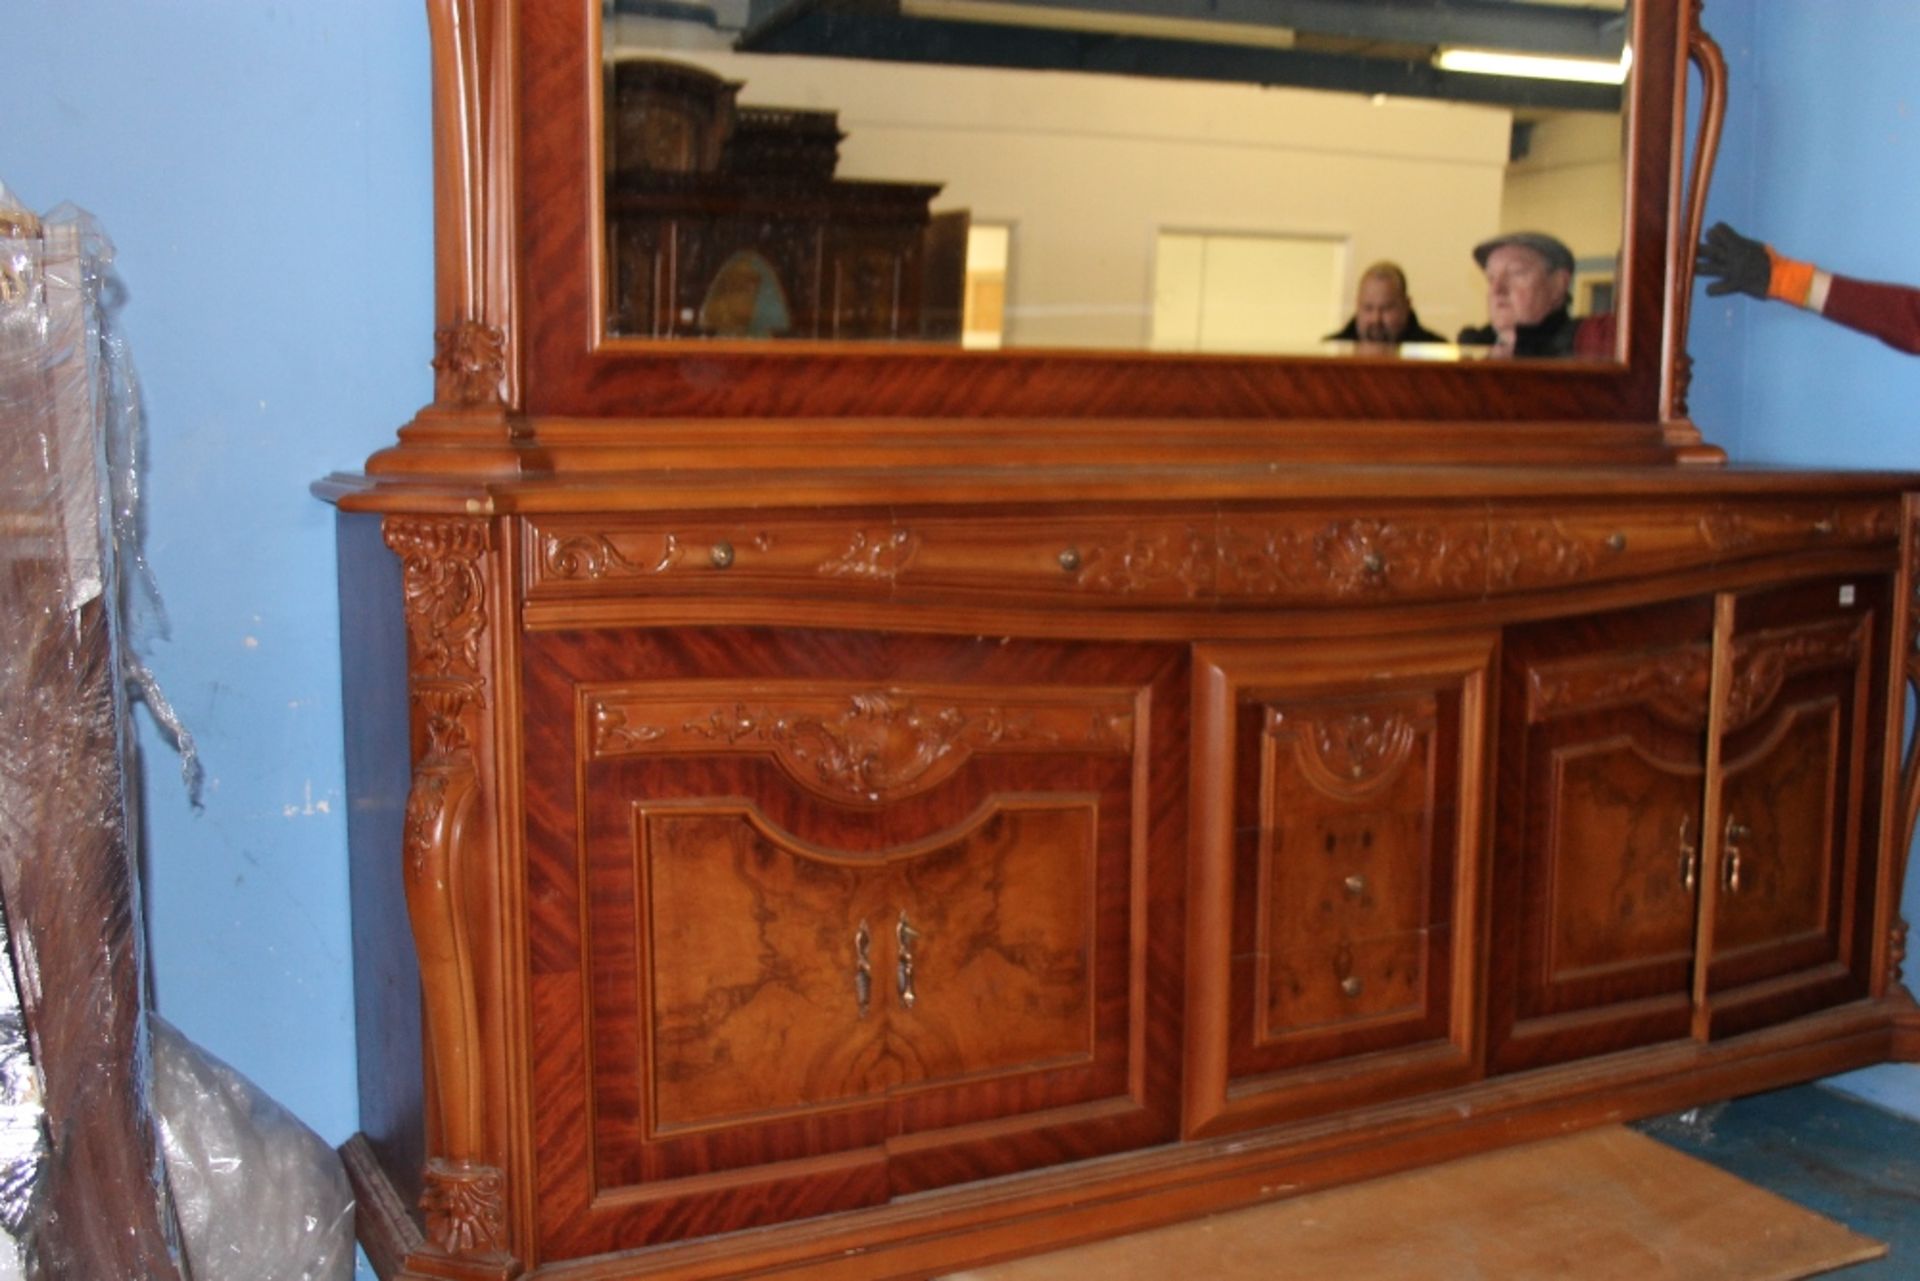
[718,0,1630,112]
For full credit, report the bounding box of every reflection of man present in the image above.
[1457,232,1613,358]
[1326,261,1445,346]
[1697,222,1920,354]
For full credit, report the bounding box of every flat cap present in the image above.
[1472,231,1575,275]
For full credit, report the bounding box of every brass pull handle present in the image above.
[1723,815,1750,893]
[709,540,735,569]
[896,912,921,1009]
[1340,976,1364,998]
[854,920,872,1019]
[1678,814,1697,893]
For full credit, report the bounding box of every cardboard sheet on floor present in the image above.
[945,1126,1886,1281]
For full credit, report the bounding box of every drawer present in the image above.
[896,515,1216,604]
[523,516,908,598]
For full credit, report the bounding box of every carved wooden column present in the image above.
[372,0,524,478]
[385,516,519,1279]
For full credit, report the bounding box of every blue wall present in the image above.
[1688,0,1920,1116]
[8,0,1918,1178]
[12,0,430,1148]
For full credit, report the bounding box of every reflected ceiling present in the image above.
[709,0,1629,112]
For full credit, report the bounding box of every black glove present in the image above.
[1696,222,1770,299]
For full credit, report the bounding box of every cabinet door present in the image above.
[520,627,1182,1261]
[1703,576,1889,1038]
[1185,636,1490,1138]
[1489,599,1715,1073]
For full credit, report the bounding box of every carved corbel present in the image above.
[384,516,515,1273]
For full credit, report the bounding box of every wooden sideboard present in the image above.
[324,3,1920,1276]
[325,442,1920,1280]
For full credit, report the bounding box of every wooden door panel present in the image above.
[1714,700,1841,965]
[1538,739,1701,990]
[1704,579,1888,1038]
[1186,637,1489,1137]
[522,627,1183,1260]
[639,804,894,1132]
[887,802,1098,1087]
[1489,599,1713,1073]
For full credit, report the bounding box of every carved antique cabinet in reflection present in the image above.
[604,58,966,341]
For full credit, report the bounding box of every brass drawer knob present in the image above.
[1343,874,1367,898]
[1340,976,1364,998]
[709,540,736,569]
[1606,532,1628,552]
[1058,547,1082,573]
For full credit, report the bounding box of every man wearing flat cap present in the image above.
[1458,231,1614,358]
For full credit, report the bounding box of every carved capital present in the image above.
[1270,706,1423,799]
[386,517,491,679]
[433,321,508,408]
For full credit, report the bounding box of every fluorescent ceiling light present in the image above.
[900,0,1295,49]
[1434,45,1631,85]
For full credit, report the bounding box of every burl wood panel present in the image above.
[638,799,1097,1131]
[1704,577,1889,1039]
[1489,598,1716,1073]
[520,627,1184,1263]
[1248,694,1451,1057]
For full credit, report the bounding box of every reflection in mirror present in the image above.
[602,1,1627,357]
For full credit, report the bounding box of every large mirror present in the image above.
[601,0,1630,359]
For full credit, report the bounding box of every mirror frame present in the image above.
[414,0,1719,444]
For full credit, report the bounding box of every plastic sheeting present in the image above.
[0,184,350,1279]
[151,1019,355,1281]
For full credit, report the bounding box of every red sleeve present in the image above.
[1820,273,1920,354]
[1572,312,1617,359]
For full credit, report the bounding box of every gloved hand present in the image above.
[1697,222,1770,299]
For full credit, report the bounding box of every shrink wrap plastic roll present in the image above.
[0,182,349,1280]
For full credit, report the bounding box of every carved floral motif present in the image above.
[590,687,1133,803]
[386,518,489,678]
[1073,527,1213,596]
[421,1158,509,1259]
[1219,519,1483,598]
[1486,521,1603,588]
[1270,707,1422,798]
[1723,621,1863,733]
[819,528,917,579]
[542,531,677,580]
[432,320,508,408]
[684,693,1061,802]
[1527,647,1713,728]
[594,703,665,754]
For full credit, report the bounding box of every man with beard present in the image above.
[1326,261,1446,347]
